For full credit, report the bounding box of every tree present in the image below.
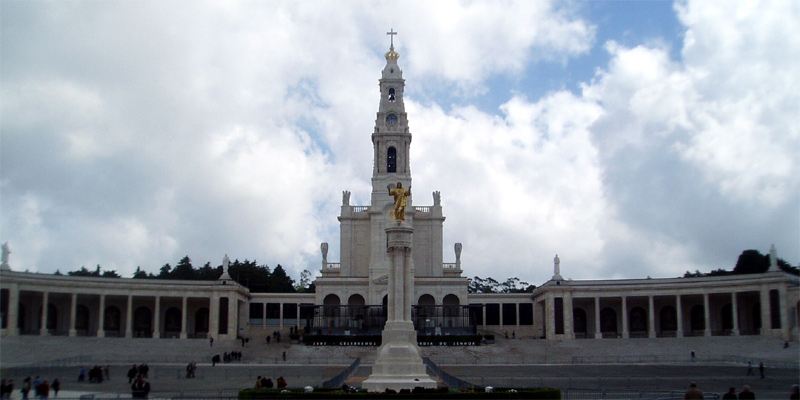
[54,269,62,276]
[101,269,121,278]
[158,263,172,279]
[68,266,94,277]
[172,256,195,280]
[733,250,769,274]
[294,269,314,292]
[132,266,150,279]
[196,262,220,280]
[267,265,295,293]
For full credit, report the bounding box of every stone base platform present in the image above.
[362,321,437,392]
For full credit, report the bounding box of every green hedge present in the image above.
[239,387,560,399]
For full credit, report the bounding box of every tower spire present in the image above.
[387,28,397,49]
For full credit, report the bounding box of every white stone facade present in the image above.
[1,43,798,345]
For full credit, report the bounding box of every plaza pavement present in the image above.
[1,335,797,398]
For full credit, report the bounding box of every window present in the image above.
[388,88,396,102]
[387,147,397,173]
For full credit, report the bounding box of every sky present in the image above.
[1,0,798,285]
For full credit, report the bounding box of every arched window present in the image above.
[195,308,209,334]
[443,294,460,318]
[600,307,617,334]
[347,294,365,320]
[133,306,152,337]
[104,306,121,332]
[388,87,396,102]
[629,307,647,333]
[76,305,90,331]
[165,307,182,333]
[660,306,677,332]
[690,304,705,331]
[573,308,587,334]
[323,294,340,318]
[387,147,397,173]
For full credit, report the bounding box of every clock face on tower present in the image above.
[386,114,398,126]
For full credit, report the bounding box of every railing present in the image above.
[325,263,341,270]
[322,357,361,389]
[414,206,430,213]
[423,357,476,390]
[352,206,369,212]
[443,263,459,270]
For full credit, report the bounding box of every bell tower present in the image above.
[371,29,412,207]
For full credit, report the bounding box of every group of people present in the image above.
[254,376,287,390]
[1,376,60,399]
[745,361,766,379]
[130,374,151,399]
[78,365,108,383]
[126,364,149,384]
[685,382,800,399]
[266,330,282,344]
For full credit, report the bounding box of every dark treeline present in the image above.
[468,276,535,294]
[57,256,315,293]
[684,249,798,277]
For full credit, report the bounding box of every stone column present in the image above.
[209,294,219,338]
[676,295,683,338]
[363,223,435,392]
[594,297,601,339]
[97,294,105,337]
[648,296,655,338]
[180,296,188,339]
[621,296,629,339]
[482,304,487,328]
[779,286,789,340]
[703,293,711,336]
[564,292,574,339]
[296,304,300,329]
[731,292,739,336]
[40,291,49,336]
[6,285,18,336]
[262,303,267,328]
[125,294,133,338]
[69,293,78,337]
[229,296,237,337]
[759,288,770,335]
[499,303,504,326]
[545,295,555,339]
[153,296,160,338]
[516,303,520,328]
[279,302,284,329]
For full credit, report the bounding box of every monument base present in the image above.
[362,321,437,392]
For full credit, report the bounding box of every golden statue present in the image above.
[388,182,411,221]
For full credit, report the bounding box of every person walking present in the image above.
[746,361,754,376]
[282,351,286,362]
[130,375,150,399]
[21,377,31,400]
[50,379,59,398]
[759,361,765,379]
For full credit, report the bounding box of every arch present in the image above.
[133,306,152,337]
[347,294,365,320]
[418,294,435,306]
[721,303,733,330]
[104,306,121,331]
[194,308,209,333]
[347,294,365,306]
[323,294,341,318]
[164,307,181,332]
[573,308,587,335]
[387,146,397,173]
[388,87,396,102]
[443,294,460,317]
[690,305,705,331]
[629,307,647,333]
[75,305,90,331]
[600,307,617,334]
[659,306,677,332]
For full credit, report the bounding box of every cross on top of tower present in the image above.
[387,28,397,49]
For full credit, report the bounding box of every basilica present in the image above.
[1,40,798,345]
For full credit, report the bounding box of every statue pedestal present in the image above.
[362,321,436,392]
[362,223,437,392]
